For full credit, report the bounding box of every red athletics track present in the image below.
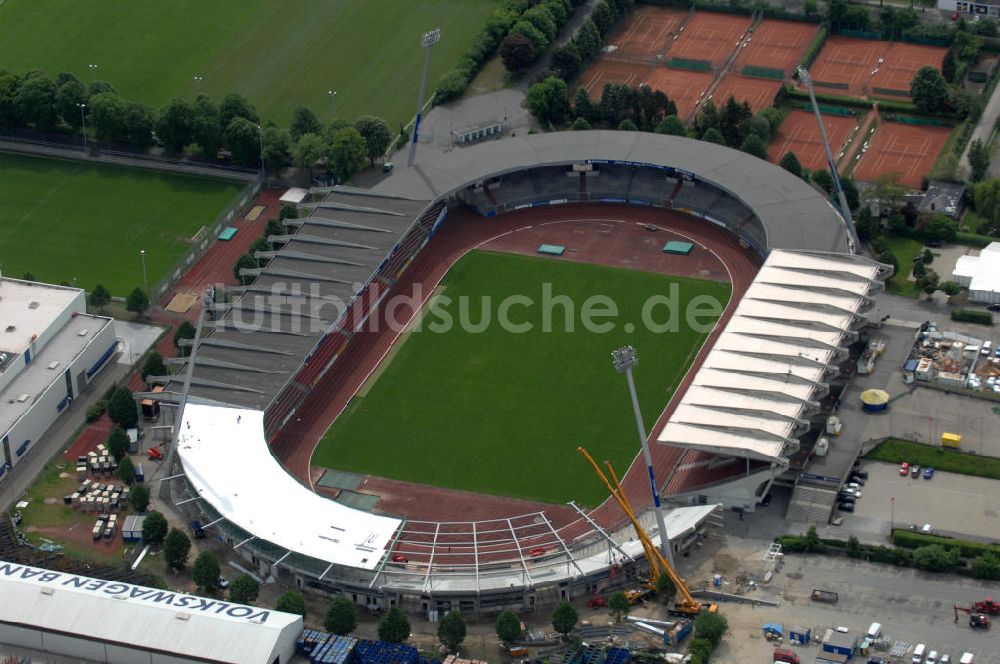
[273,204,760,531]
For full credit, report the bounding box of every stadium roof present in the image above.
[373,130,853,253]
[0,560,301,664]
[657,250,888,464]
[177,402,402,570]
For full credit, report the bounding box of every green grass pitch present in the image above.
[0,153,243,296]
[0,0,496,126]
[313,250,731,506]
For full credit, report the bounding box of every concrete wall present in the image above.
[671,468,774,513]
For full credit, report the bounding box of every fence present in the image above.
[839,29,882,40]
[871,87,911,98]
[742,64,785,80]
[802,102,857,116]
[669,57,712,71]
[887,115,951,127]
[152,179,260,303]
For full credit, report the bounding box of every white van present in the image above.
[866,622,882,639]
[913,644,927,663]
[959,654,974,664]
[983,341,993,356]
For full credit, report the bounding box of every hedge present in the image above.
[782,86,922,115]
[800,25,828,69]
[866,438,1000,480]
[956,231,995,248]
[892,529,1000,559]
[952,308,994,325]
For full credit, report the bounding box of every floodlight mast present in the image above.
[407,28,441,167]
[796,65,860,253]
[612,346,674,567]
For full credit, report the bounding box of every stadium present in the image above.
[157,130,888,617]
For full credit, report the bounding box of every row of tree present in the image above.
[499,0,581,74]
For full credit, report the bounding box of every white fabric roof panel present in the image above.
[656,250,885,464]
[178,403,402,570]
[953,255,979,280]
[0,561,301,664]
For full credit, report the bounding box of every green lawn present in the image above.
[884,234,923,297]
[0,153,243,295]
[314,250,731,506]
[0,0,496,126]
[866,438,1000,481]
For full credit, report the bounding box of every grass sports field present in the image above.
[0,153,243,296]
[314,251,731,506]
[0,0,495,126]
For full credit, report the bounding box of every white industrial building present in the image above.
[0,561,302,663]
[0,278,116,483]
[952,242,1000,305]
[936,0,1000,17]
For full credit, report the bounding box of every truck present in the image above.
[812,589,839,603]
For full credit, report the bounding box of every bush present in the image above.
[229,573,261,604]
[163,528,191,569]
[868,438,1000,481]
[325,597,357,635]
[107,386,138,429]
[193,551,221,591]
[693,611,728,648]
[276,590,306,617]
[800,25,828,68]
[434,69,471,105]
[913,544,961,572]
[130,484,149,512]
[378,607,411,643]
[141,510,168,543]
[893,529,1000,560]
[951,309,993,325]
[85,400,107,423]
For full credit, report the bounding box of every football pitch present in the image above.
[0,153,243,296]
[0,0,495,126]
[314,250,731,507]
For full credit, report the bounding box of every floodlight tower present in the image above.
[797,65,860,253]
[612,346,674,567]
[407,28,441,167]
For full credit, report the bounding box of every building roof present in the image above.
[0,560,302,664]
[953,242,1000,294]
[373,130,853,253]
[0,312,113,438]
[0,278,81,355]
[657,250,887,464]
[177,402,402,570]
[918,181,965,218]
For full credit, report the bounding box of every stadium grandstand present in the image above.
[151,131,880,615]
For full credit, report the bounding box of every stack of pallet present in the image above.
[442,655,489,664]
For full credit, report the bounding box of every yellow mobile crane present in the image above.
[578,446,717,616]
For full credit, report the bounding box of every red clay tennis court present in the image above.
[853,120,951,188]
[578,58,651,99]
[670,12,752,68]
[645,67,715,120]
[611,5,688,59]
[807,35,886,96]
[711,74,782,114]
[767,109,859,172]
[734,19,819,74]
[869,42,947,96]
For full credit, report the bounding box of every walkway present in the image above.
[960,72,1000,178]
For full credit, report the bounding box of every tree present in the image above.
[328,127,368,183]
[15,75,58,129]
[124,101,156,149]
[552,600,578,638]
[141,510,168,543]
[219,93,258,129]
[618,118,638,131]
[292,132,326,180]
[572,117,591,130]
[233,254,258,284]
[912,544,960,572]
[608,591,629,623]
[500,33,538,73]
[910,66,948,113]
[855,207,880,240]
[496,610,521,646]
[863,172,906,210]
[224,117,261,167]
[130,484,150,512]
[575,19,602,61]
[804,0,820,18]
[655,115,686,136]
[126,287,149,316]
[524,5,557,40]
[743,115,771,143]
[192,551,221,591]
[106,426,129,461]
[228,573,260,604]
[696,99,719,135]
[655,573,676,606]
[527,76,570,126]
[701,127,725,145]
[55,79,88,129]
[693,611,729,648]
[969,139,991,183]
[163,528,192,569]
[877,250,898,277]
[942,48,957,83]
[438,610,467,653]
[919,213,958,242]
[192,95,221,156]
[378,607,411,644]
[970,552,1000,580]
[942,281,962,298]
[107,387,138,429]
[599,82,632,126]
[510,20,548,53]
[688,638,713,663]
[804,525,821,552]
[142,351,167,382]
[276,590,306,617]
[740,133,767,159]
[289,106,323,142]
[841,175,860,210]
[591,0,614,35]
[89,284,111,309]
[261,125,291,171]
[719,96,748,146]
[325,597,357,635]
[173,320,196,353]
[116,456,136,485]
[551,42,583,81]
[779,151,803,178]
[827,0,848,30]
[156,98,196,153]
[573,86,596,123]
[974,178,1000,227]
[812,169,835,194]
[88,80,117,96]
[355,116,393,166]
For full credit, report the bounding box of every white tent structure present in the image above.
[952,243,1000,305]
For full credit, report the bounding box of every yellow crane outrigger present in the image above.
[578,446,717,616]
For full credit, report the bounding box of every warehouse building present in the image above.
[0,278,116,484]
[952,242,1000,305]
[0,561,302,663]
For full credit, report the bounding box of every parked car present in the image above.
[869,657,888,664]
[928,651,939,664]
[900,462,910,476]
[924,466,936,480]
[911,464,921,478]
[218,576,230,590]
[849,474,866,486]
[842,487,862,499]
[852,469,869,480]
[989,304,1000,312]
[925,240,943,248]
[838,502,855,513]
[940,655,951,664]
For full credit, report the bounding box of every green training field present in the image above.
[314,251,731,506]
[0,0,495,126]
[0,153,243,296]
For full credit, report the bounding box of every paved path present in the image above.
[960,73,1000,178]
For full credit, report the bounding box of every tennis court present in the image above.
[645,67,715,120]
[853,120,951,188]
[870,42,947,96]
[735,19,818,75]
[670,12,752,68]
[767,109,859,173]
[578,58,651,99]
[807,35,886,96]
[611,5,687,59]
[711,74,782,114]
